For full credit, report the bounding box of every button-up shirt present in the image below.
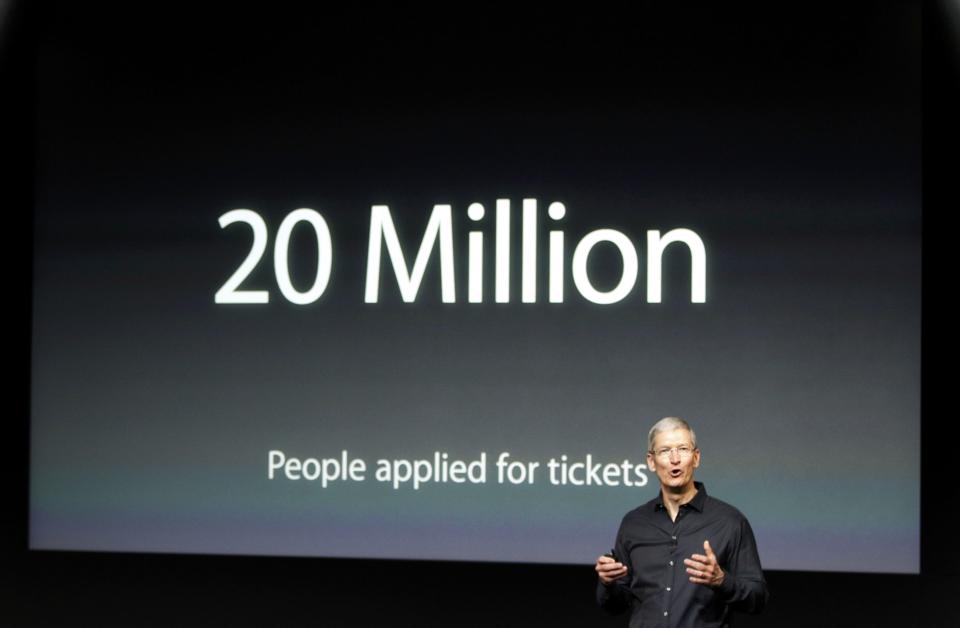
[597,481,768,628]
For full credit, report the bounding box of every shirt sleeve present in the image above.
[715,516,769,613]
[596,523,633,614]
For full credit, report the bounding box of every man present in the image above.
[595,417,768,627]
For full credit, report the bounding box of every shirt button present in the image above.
[666,587,672,591]
[669,560,674,566]
[672,535,677,540]
[664,611,669,616]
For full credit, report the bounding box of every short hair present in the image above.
[648,417,698,452]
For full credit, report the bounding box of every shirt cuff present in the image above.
[716,573,736,600]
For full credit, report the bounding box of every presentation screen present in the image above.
[29,7,920,573]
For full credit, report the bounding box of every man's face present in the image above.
[646,428,700,492]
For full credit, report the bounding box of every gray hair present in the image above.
[648,417,698,452]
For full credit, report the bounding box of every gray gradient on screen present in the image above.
[30,185,919,572]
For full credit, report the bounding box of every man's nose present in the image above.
[668,449,682,462]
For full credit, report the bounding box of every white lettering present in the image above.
[647,228,707,303]
[365,205,455,303]
[572,229,639,304]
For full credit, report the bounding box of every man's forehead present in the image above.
[651,428,694,448]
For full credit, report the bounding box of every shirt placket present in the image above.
[662,506,686,626]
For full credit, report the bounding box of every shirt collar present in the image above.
[653,481,707,513]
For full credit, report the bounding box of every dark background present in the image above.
[27,0,920,570]
[2,1,955,626]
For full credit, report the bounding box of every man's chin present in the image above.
[662,477,691,491]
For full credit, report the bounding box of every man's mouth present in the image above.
[669,469,683,478]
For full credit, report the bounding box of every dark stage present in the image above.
[3,2,955,626]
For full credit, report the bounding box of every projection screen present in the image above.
[29,6,920,573]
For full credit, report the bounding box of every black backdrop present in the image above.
[2,2,956,626]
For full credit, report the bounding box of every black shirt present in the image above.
[597,482,768,628]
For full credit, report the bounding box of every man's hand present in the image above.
[595,555,628,585]
[684,540,725,588]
